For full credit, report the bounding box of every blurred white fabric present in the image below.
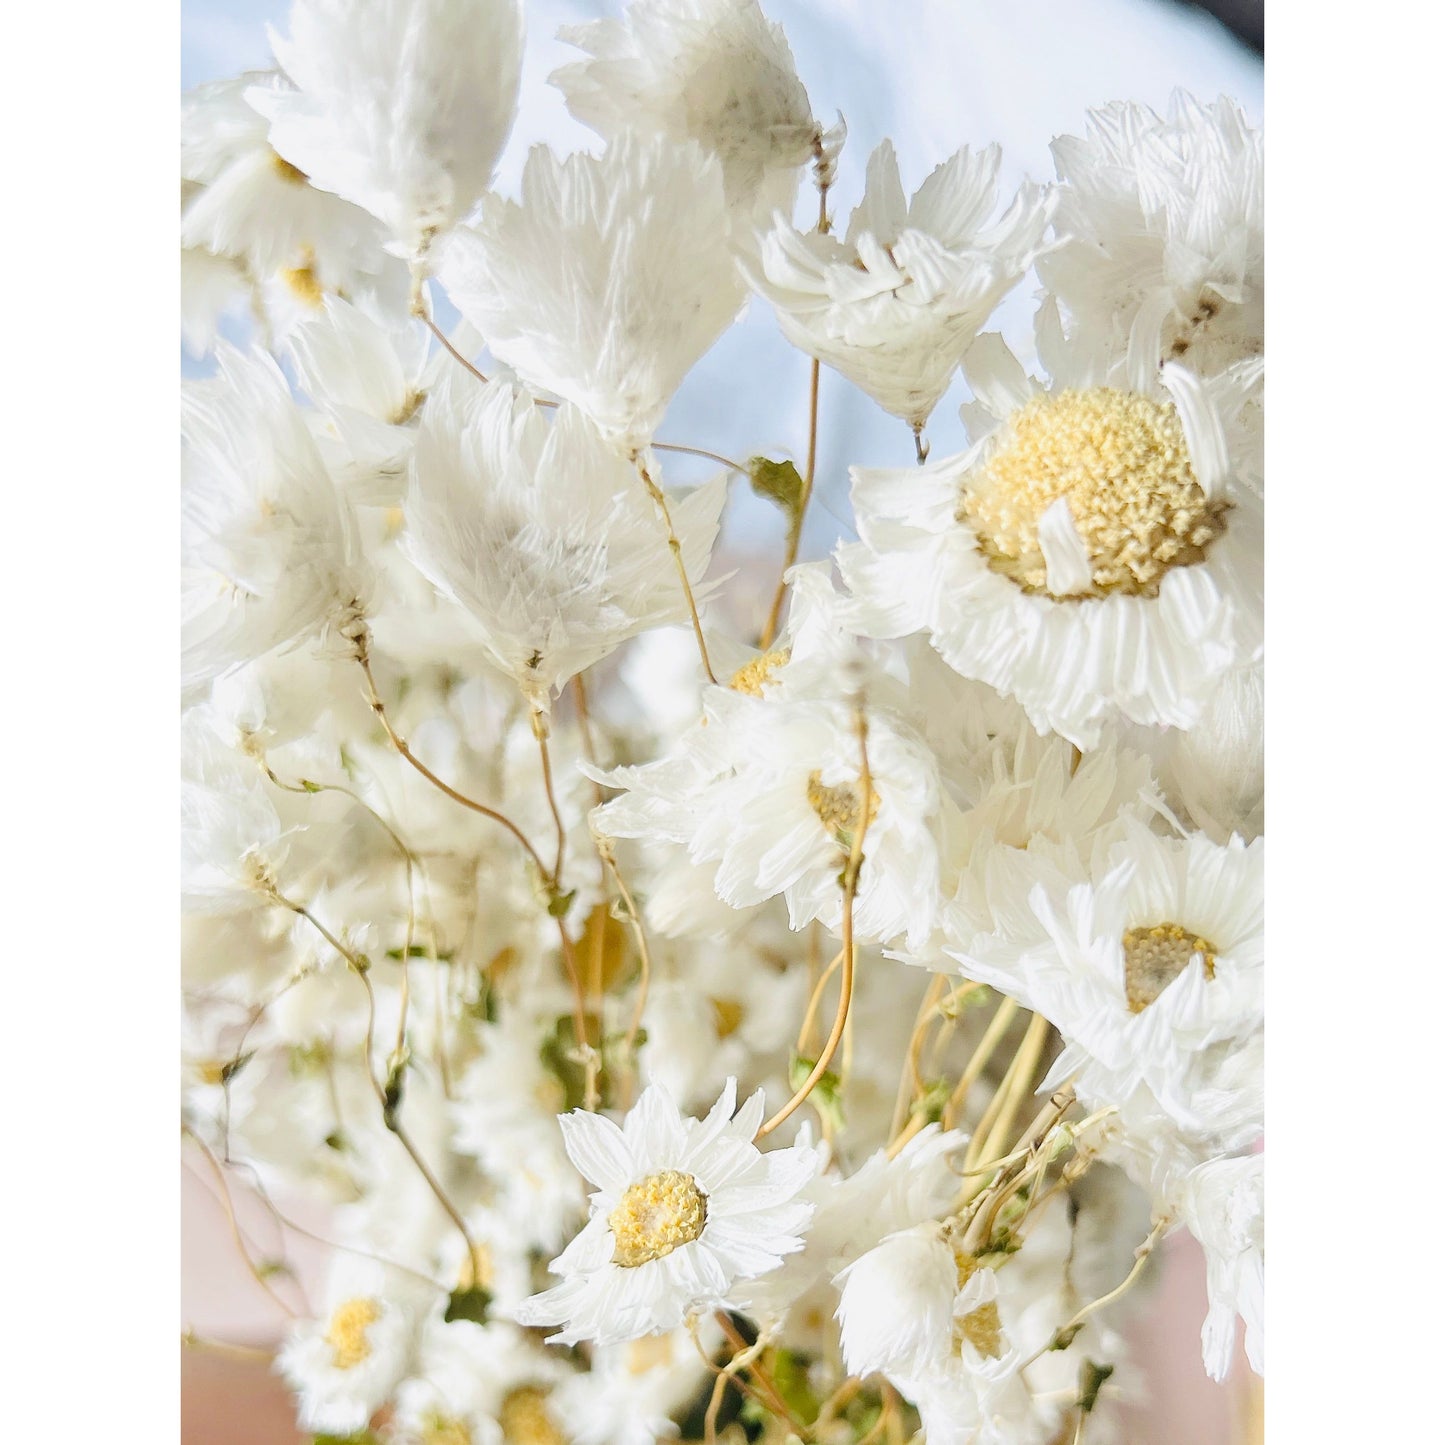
[181,0,1262,553]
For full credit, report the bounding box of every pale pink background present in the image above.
[181,1155,1260,1444]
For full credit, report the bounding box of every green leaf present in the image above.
[312,1433,380,1445]
[747,456,806,528]
[443,1285,493,1326]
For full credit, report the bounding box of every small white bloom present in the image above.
[438,132,744,450]
[955,820,1264,1158]
[746,139,1052,428]
[182,345,369,694]
[255,0,524,262]
[589,687,949,949]
[276,1256,427,1435]
[404,377,726,707]
[390,1317,569,1445]
[838,325,1262,747]
[180,707,286,912]
[288,294,434,503]
[553,0,818,217]
[1040,93,1262,375]
[512,1078,817,1346]
[181,71,396,311]
[554,1331,705,1445]
[1177,1153,1264,1380]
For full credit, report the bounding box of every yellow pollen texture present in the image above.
[729,647,791,697]
[608,1169,708,1268]
[952,1253,1004,1359]
[958,388,1229,597]
[806,771,880,850]
[499,1386,567,1445]
[324,1296,381,1371]
[1122,922,1218,1013]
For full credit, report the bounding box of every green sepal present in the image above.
[747,456,806,528]
[443,1285,493,1326]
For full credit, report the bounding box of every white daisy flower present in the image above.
[181,706,286,913]
[390,1317,570,1445]
[954,820,1263,1157]
[552,0,819,218]
[181,71,396,311]
[553,1330,706,1445]
[404,376,727,709]
[182,345,369,695]
[254,0,524,264]
[838,325,1263,747]
[589,687,949,949]
[1176,1153,1264,1381]
[276,1255,428,1435]
[1040,92,1262,375]
[287,294,435,504]
[511,1078,818,1346]
[936,727,1164,949]
[745,139,1052,431]
[437,131,745,450]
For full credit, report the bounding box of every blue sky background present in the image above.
[183,0,1262,554]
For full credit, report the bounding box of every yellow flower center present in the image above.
[806,771,880,851]
[499,1386,567,1445]
[958,388,1229,598]
[323,1296,381,1371]
[729,648,791,697]
[608,1170,708,1268]
[952,1253,1004,1360]
[270,150,309,185]
[1122,922,1218,1013]
[710,996,745,1039]
[281,254,325,308]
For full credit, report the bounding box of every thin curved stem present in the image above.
[758,705,871,1139]
[636,455,717,684]
[356,646,550,881]
[266,884,484,1283]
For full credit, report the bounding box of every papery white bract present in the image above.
[182,345,368,696]
[255,0,524,263]
[404,376,726,708]
[746,139,1053,428]
[953,820,1264,1164]
[181,71,398,324]
[1040,93,1263,375]
[512,1079,818,1346]
[438,132,745,450]
[589,686,949,949]
[1178,1153,1264,1381]
[553,0,818,218]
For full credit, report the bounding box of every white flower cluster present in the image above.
[181,3,1263,1441]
